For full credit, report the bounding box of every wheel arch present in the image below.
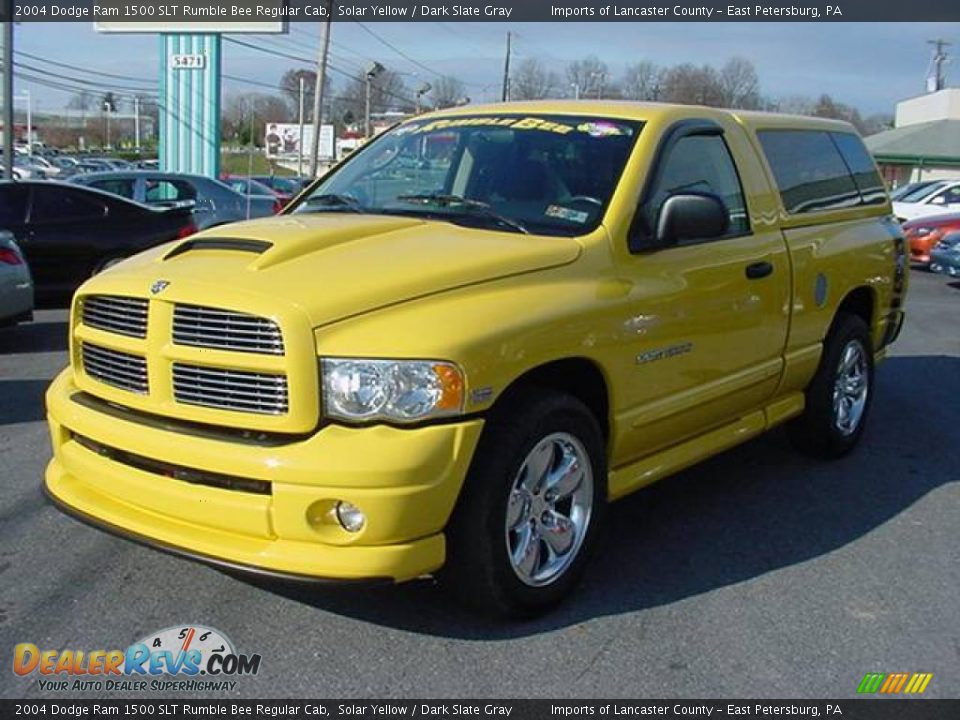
[833,285,876,337]
[492,357,611,448]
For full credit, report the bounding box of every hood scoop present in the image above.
[165,238,273,260]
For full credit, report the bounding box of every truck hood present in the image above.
[105,214,581,327]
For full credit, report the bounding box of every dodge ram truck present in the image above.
[44,102,907,616]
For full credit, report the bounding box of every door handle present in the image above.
[745,261,774,280]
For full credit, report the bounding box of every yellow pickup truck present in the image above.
[44,102,907,616]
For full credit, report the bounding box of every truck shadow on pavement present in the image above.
[244,355,958,638]
[0,380,52,426]
[0,318,69,355]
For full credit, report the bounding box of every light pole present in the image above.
[364,61,384,139]
[571,83,580,100]
[15,90,31,155]
[297,74,305,177]
[415,82,431,114]
[103,100,111,150]
[134,96,141,153]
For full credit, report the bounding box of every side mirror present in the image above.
[656,193,730,247]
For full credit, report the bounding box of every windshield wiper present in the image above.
[299,193,364,212]
[396,193,529,234]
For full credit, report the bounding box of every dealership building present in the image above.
[866,88,960,186]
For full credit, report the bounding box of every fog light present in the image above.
[335,501,366,533]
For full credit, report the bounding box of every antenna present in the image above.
[927,38,952,92]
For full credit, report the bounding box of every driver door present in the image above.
[614,121,790,462]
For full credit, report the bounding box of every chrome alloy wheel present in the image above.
[832,339,869,436]
[504,432,594,587]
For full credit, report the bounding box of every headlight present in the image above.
[321,358,465,423]
[912,227,933,236]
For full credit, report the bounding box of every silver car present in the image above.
[0,231,34,327]
[69,171,278,230]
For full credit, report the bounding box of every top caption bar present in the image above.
[3,0,960,22]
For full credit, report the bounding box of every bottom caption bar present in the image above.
[2,701,958,720]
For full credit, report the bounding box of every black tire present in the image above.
[442,389,607,618]
[788,313,874,459]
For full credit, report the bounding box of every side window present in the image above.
[30,188,105,223]
[757,130,860,214]
[90,179,136,200]
[930,186,960,206]
[0,185,29,226]
[640,134,749,244]
[830,132,886,206]
[145,179,196,203]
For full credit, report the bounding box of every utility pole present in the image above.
[297,75,305,177]
[103,101,111,150]
[501,31,511,102]
[927,39,952,92]
[308,1,333,179]
[2,20,13,180]
[364,61,384,139]
[22,90,31,155]
[134,96,141,153]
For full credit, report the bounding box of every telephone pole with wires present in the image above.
[501,31,511,102]
[308,0,333,179]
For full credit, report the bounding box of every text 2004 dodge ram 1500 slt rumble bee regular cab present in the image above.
[44,101,907,616]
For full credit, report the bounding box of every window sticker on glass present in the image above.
[576,121,631,138]
[546,205,590,224]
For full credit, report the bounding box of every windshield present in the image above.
[291,114,642,236]
[896,181,947,203]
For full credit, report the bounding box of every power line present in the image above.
[223,35,418,107]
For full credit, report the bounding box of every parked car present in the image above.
[19,155,62,178]
[251,174,308,202]
[892,179,960,221]
[222,175,286,211]
[49,156,81,177]
[0,230,33,326]
[890,180,941,202]
[135,159,160,170]
[901,212,960,265]
[70,171,278,229]
[929,231,960,277]
[0,181,196,293]
[43,102,906,617]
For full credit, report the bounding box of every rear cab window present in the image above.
[756,129,887,215]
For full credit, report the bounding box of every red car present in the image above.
[902,212,960,265]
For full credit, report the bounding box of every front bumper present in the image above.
[45,369,484,582]
[929,251,960,276]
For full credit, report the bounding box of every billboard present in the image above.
[265,124,335,161]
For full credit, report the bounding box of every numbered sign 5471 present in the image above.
[169,54,207,70]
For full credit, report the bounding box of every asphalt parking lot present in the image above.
[0,271,957,700]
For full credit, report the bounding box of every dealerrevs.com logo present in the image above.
[13,625,262,693]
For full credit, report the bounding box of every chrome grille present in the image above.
[173,304,284,356]
[82,295,148,338]
[81,343,149,394]
[172,363,289,415]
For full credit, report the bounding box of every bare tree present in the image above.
[431,75,466,109]
[660,63,724,106]
[511,58,560,101]
[335,69,411,124]
[622,61,663,101]
[279,69,317,120]
[222,92,292,146]
[67,91,96,112]
[566,55,609,98]
[718,57,761,109]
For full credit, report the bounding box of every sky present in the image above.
[12,21,960,117]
